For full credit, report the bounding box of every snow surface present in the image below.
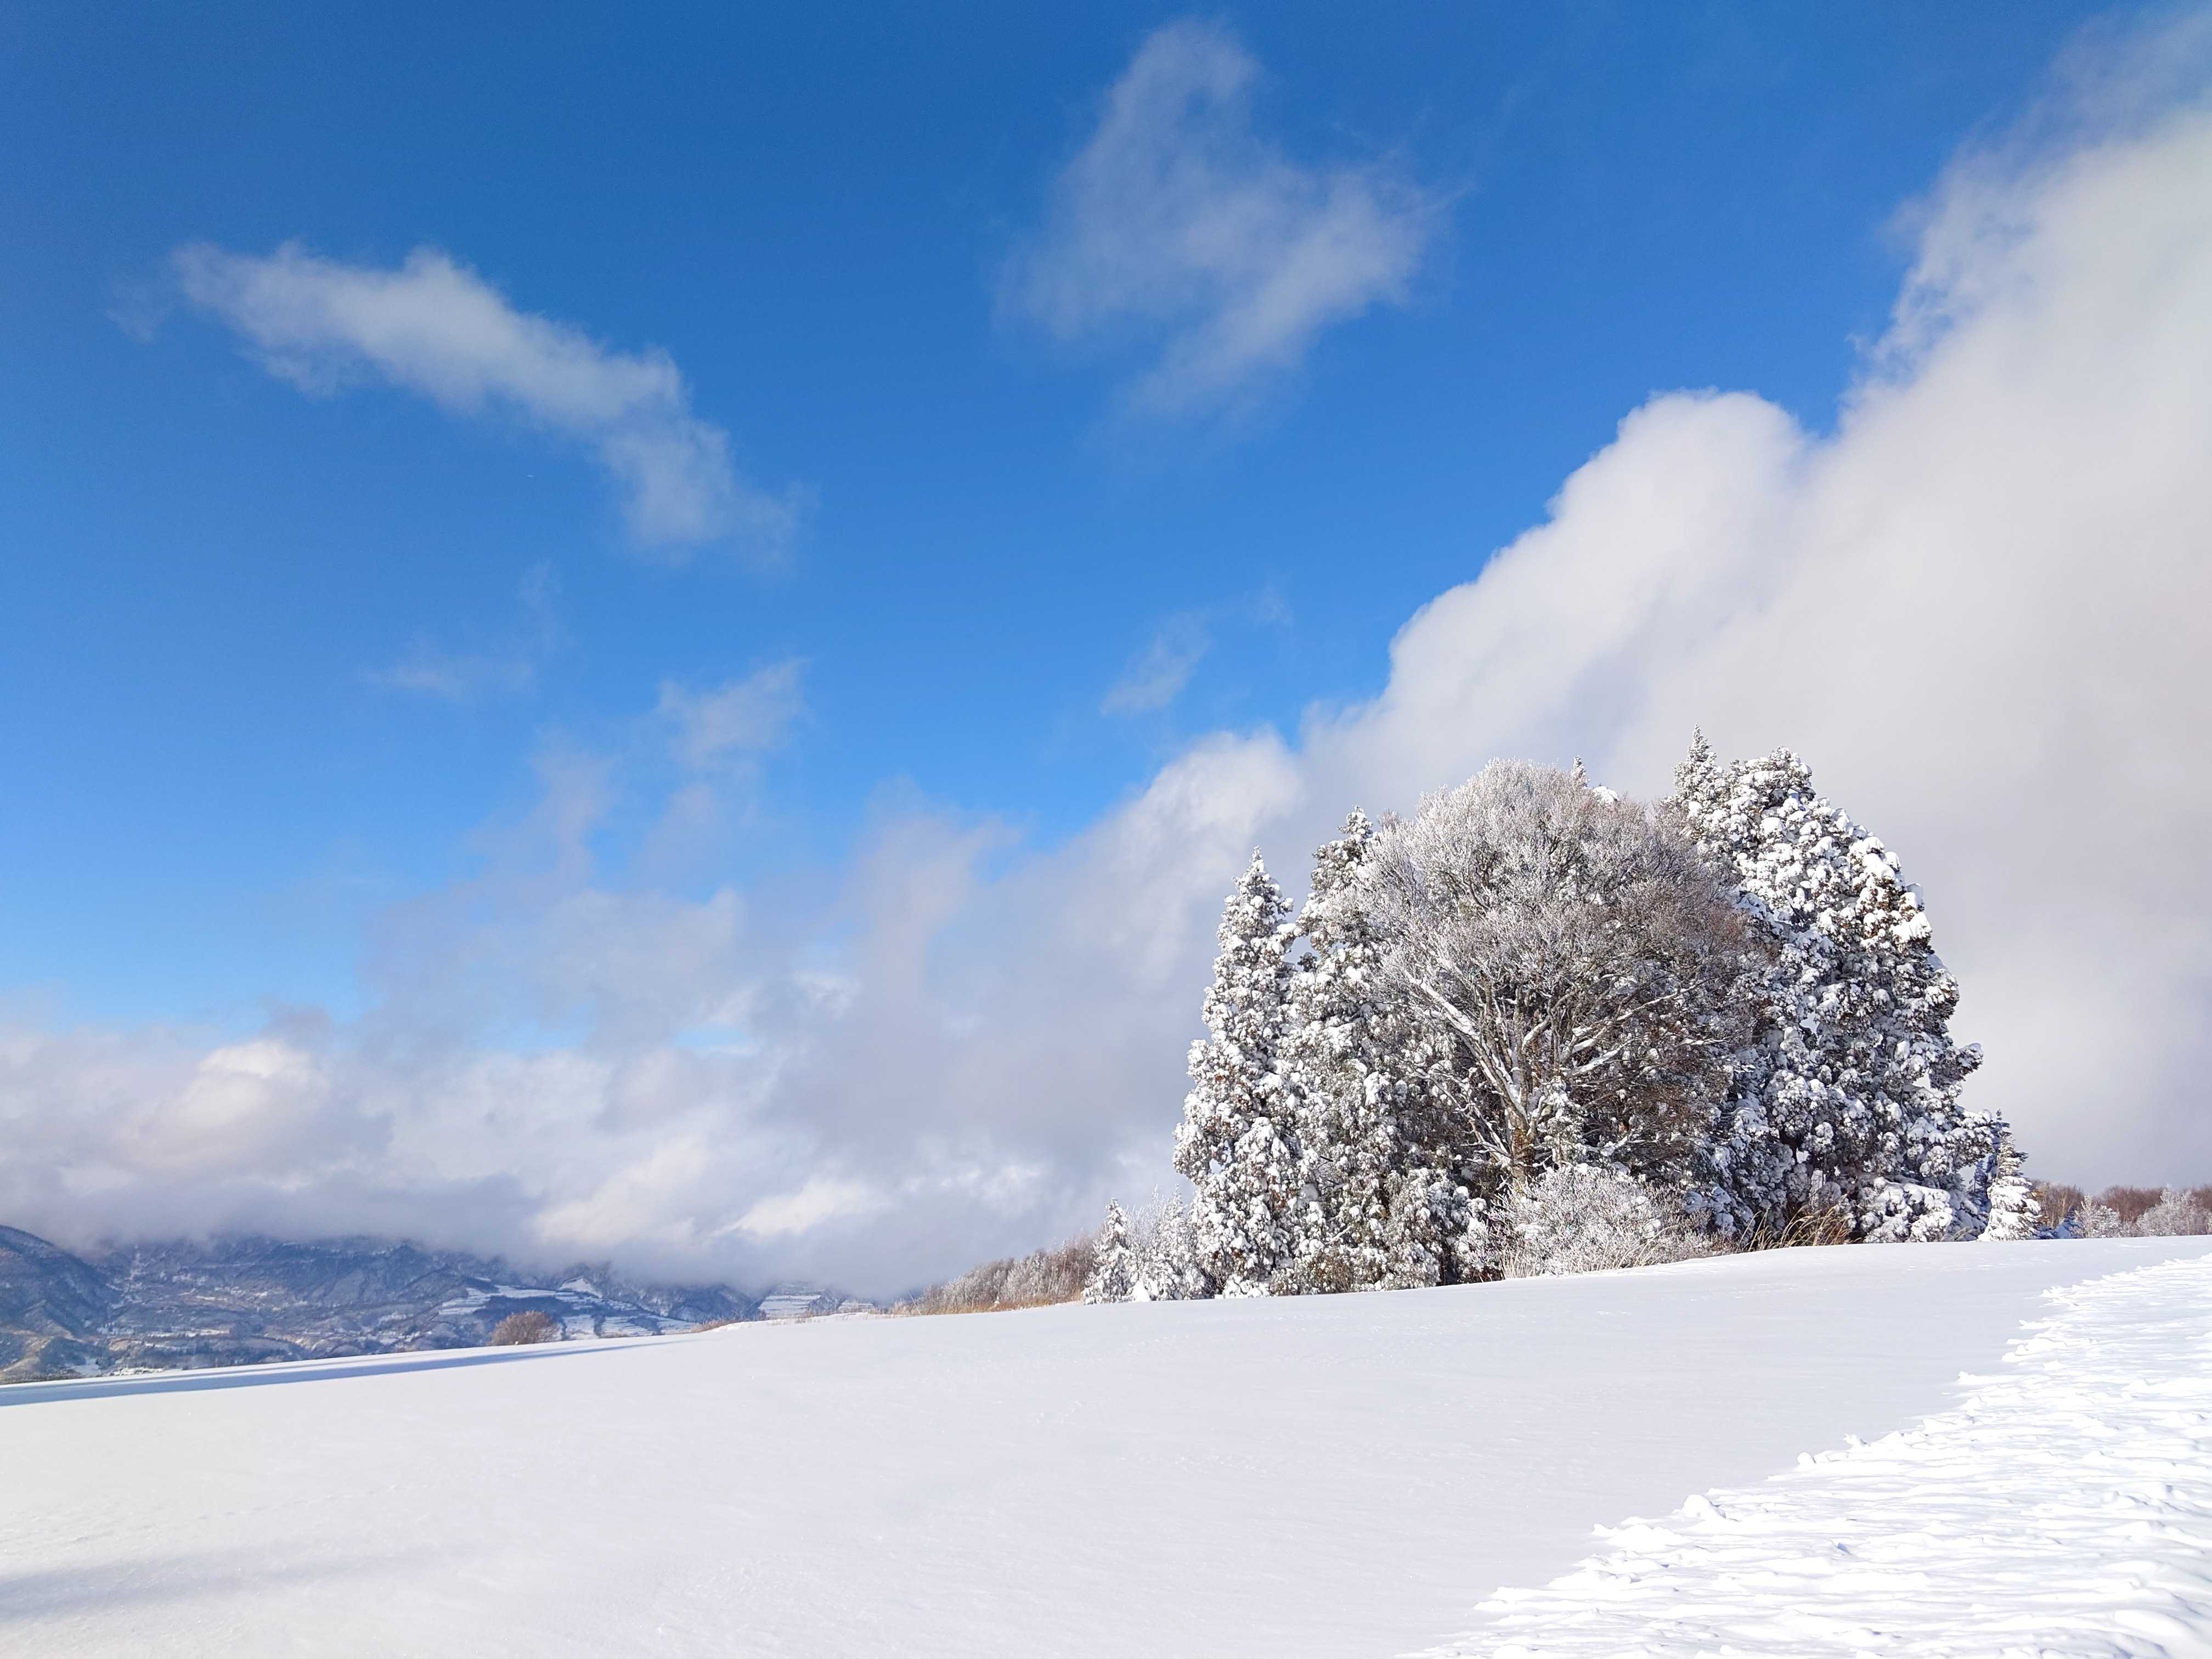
[2,1239,2206,1657]
[1435,1250,2212,1657]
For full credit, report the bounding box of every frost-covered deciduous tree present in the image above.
[1172,854,1301,1296]
[1672,736,2008,1241]
[1084,1200,1138,1303]
[2134,1187,2212,1237]
[2080,1201,2130,1238]
[1362,763,1749,1226]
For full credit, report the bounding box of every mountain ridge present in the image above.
[0,1224,805,1382]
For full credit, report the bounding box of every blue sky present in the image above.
[1,2,2109,1023]
[4,4,2209,1286]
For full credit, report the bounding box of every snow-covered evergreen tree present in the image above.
[1275,810,1400,1293]
[1172,854,1300,1295]
[1672,736,2010,1241]
[1976,1130,2036,1240]
[1083,1200,1138,1303]
[1131,1193,1207,1300]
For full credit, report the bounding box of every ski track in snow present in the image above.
[1429,1254,2212,1659]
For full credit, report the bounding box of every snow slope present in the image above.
[1437,1251,2212,1657]
[2,1239,2206,1657]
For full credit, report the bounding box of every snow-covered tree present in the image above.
[1083,1201,1138,1303]
[1672,736,2008,1241]
[1362,762,1748,1233]
[1275,810,1400,1293]
[2135,1187,2212,1237]
[1131,1193,1207,1301]
[2080,1201,2130,1238]
[1172,853,1300,1295]
[1978,1130,2037,1241]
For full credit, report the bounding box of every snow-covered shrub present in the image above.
[1495,1166,1708,1278]
[2132,1187,2212,1237]
[489,1310,560,1345]
[1083,1202,1138,1304]
[2080,1203,2130,1238]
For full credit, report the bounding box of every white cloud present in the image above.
[170,243,805,559]
[1007,20,1437,415]
[1102,591,1294,715]
[1103,613,1211,714]
[368,562,565,702]
[8,22,2208,1295]
[729,1177,884,1242]
[656,661,805,770]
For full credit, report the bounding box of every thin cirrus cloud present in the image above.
[1102,590,1292,715]
[1006,19,1438,416]
[1102,613,1212,714]
[367,562,566,703]
[656,660,807,771]
[169,242,806,560]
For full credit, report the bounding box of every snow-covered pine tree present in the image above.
[1172,852,1300,1296]
[1084,1200,1138,1303]
[1671,738,2010,1240]
[1132,1194,1207,1300]
[1978,1128,2036,1241]
[1275,810,1399,1293]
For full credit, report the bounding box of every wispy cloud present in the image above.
[1103,613,1211,714]
[656,661,806,770]
[1102,589,1293,715]
[1007,20,1437,416]
[169,242,806,560]
[368,563,566,702]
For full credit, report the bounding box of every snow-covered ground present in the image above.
[1435,1250,2212,1658]
[2,1239,2206,1657]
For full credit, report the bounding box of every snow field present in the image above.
[1435,1252,2212,1658]
[2,1239,2207,1657]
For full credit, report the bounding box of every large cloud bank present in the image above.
[5,28,2209,1294]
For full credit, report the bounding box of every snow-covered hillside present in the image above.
[3,1240,2207,1657]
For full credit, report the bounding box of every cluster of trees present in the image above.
[2036,1183,2212,1239]
[899,1235,1092,1316]
[1088,740,2035,1304]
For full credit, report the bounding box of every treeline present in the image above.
[896,1236,1091,1316]
[2033,1184,2211,1238]
[1088,739,2037,1304]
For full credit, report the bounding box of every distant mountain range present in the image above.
[0,1224,857,1383]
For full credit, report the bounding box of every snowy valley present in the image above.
[0,1226,816,1383]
